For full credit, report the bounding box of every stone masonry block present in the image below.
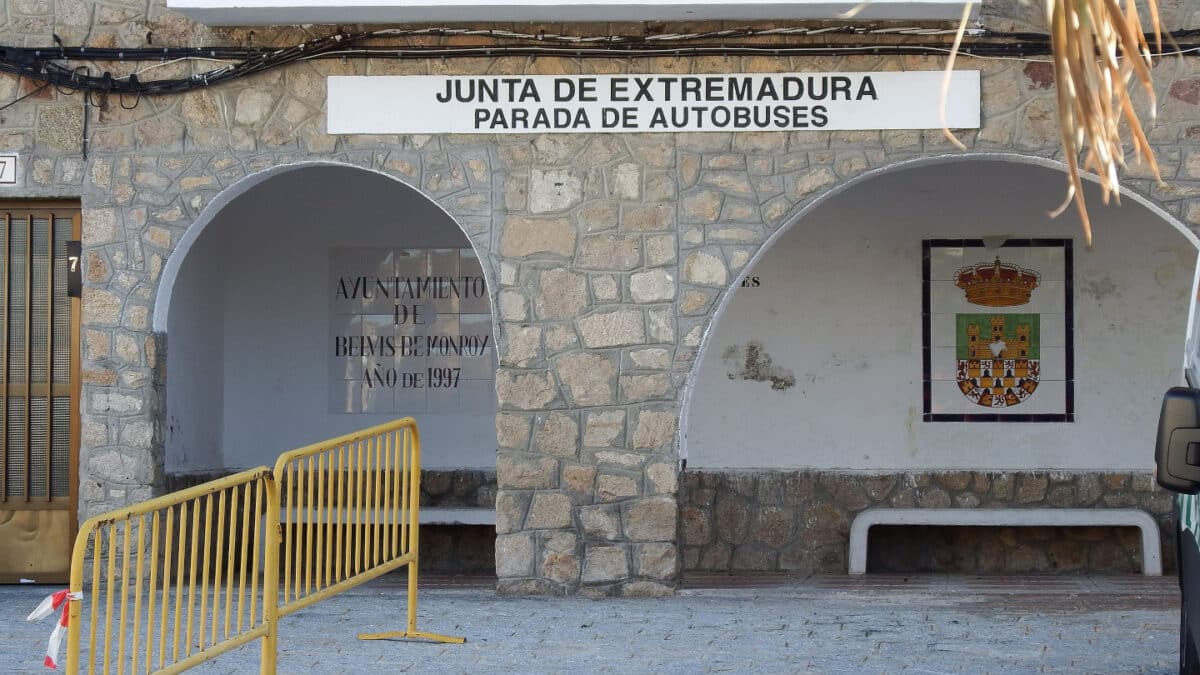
[582,544,629,583]
[496,490,531,534]
[646,463,678,495]
[533,412,579,457]
[497,453,559,490]
[619,203,672,231]
[498,289,528,321]
[597,472,639,502]
[577,310,645,348]
[83,289,123,327]
[632,410,676,450]
[530,168,584,213]
[496,533,535,578]
[683,251,728,286]
[37,104,84,153]
[628,348,671,370]
[562,463,597,495]
[645,235,678,267]
[583,410,625,447]
[496,413,532,450]
[630,269,677,303]
[526,492,574,529]
[502,324,542,367]
[624,496,678,541]
[495,370,558,410]
[633,542,678,581]
[535,269,588,319]
[89,450,146,484]
[540,542,581,585]
[681,506,713,546]
[591,274,619,301]
[578,234,641,270]
[620,374,670,402]
[581,504,623,540]
[500,216,575,258]
[646,307,675,343]
[554,352,616,406]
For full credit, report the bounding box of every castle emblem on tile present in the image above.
[955,313,1040,407]
[954,257,1041,408]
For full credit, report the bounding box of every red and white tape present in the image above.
[26,589,82,669]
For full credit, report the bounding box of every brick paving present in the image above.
[0,574,1181,674]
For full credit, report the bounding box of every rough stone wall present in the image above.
[166,468,497,508]
[165,468,498,572]
[4,2,1200,596]
[680,470,1177,574]
[420,469,497,508]
[420,470,498,574]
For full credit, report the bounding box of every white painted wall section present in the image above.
[687,160,1198,471]
[166,230,226,473]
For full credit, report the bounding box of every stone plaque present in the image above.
[329,247,495,415]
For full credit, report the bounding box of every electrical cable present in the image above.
[2,24,1198,99]
[0,80,51,111]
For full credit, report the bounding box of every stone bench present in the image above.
[847,507,1162,576]
[285,506,495,526]
[419,507,495,525]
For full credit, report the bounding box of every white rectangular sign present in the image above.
[328,71,980,135]
[0,154,17,184]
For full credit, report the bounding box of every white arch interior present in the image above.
[685,157,1200,471]
[164,165,497,473]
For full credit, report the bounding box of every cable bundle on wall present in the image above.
[2,25,1200,99]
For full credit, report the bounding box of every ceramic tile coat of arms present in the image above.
[923,239,1074,422]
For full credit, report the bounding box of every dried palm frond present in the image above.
[1046,0,1161,246]
[942,0,1162,246]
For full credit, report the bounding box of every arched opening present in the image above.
[158,164,498,574]
[680,155,1199,576]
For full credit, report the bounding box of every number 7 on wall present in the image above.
[66,240,82,297]
[0,154,17,184]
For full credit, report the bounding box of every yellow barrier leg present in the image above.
[357,556,464,644]
[359,628,467,643]
[262,480,281,675]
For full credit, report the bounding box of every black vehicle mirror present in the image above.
[1156,386,1200,494]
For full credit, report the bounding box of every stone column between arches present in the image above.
[489,134,689,596]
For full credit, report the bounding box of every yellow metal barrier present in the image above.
[61,418,460,674]
[273,417,463,644]
[65,467,280,675]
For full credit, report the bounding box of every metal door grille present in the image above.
[0,207,78,502]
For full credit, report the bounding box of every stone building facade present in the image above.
[2,0,1198,595]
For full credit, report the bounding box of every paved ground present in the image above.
[0,574,1182,674]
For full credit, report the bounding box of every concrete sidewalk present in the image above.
[1,575,1181,674]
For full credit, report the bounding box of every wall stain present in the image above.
[906,405,918,457]
[1080,275,1119,303]
[722,341,796,391]
[1154,256,1179,289]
